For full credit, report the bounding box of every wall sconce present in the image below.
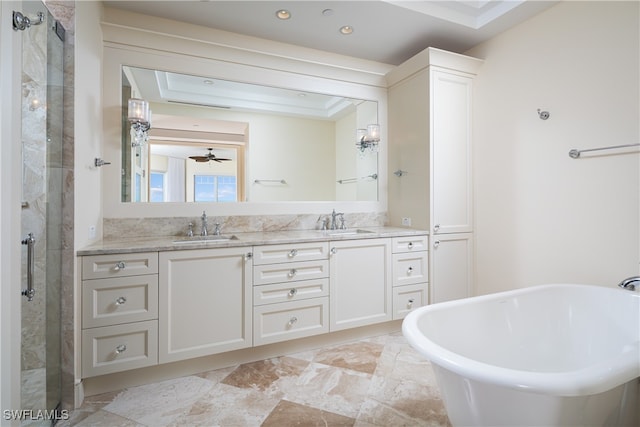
[128,98,151,147]
[356,124,380,153]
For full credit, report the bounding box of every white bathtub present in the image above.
[402,284,640,426]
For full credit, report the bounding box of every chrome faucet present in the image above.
[200,211,208,236]
[330,209,344,230]
[618,276,640,291]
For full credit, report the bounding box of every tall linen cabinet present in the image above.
[387,47,482,303]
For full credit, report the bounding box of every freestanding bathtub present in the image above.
[402,284,640,426]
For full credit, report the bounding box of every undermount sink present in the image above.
[324,229,373,236]
[172,235,238,244]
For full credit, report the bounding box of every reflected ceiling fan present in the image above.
[188,148,231,163]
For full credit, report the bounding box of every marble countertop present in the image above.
[78,226,428,256]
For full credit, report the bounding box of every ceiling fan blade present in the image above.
[189,155,208,162]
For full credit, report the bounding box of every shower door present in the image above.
[19,1,64,424]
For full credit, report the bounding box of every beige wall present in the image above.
[467,1,640,294]
[75,1,103,246]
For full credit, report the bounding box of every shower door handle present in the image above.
[21,233,36,301]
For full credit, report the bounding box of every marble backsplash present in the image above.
[103,212,387,240]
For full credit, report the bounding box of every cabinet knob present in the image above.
[408,242,414,249]
[288,249,298,258]
[288,269,297,278]
[434,240,440,248]
[407,298,415,307]
[434,224,440,233]
[115,296,127,305]
[115,344,127,354]
[114,261,126,271]
[288,288,298,297]
[287,316,298,327]
[330,247,337,255]
[407,266,413,275]
[245,252,253,260]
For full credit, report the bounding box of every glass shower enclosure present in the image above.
[18,1,65,424]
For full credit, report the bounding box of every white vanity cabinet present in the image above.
[158,247,252,363]
[329,238,392,331]
[388,47,482,302]
[391,236,428,319]
[81,252,159,377]
[252,242,330,346]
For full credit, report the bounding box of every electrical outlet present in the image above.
[89,225,96,239]
[401,217,412,226]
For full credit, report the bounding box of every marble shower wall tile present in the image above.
[103,212,387,239]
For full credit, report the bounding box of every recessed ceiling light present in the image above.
[203,80,213,85]
[322,9,334,17]
[339,25,354,35]
[276,9,291,20]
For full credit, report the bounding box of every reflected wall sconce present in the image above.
[128,98,151,147]
[356,124,380,153]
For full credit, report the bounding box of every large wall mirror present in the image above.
[121,66,380,204]
[102,42,387,218]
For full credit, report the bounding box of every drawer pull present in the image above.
[330,247,337,255]
[115,344,127,354]
[407,266,414,275]
[115,296,127,305]
[408,242,414,249]
[114,261,126,271]
[434,224,440,232]
[407,298,415,307]
[288,249,298,258]
[434,240,440,248]
[288,288,298,297]
[287,316,298,327]
[288,269,297,278]
[245,252,253,261]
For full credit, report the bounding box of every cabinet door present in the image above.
[431,233,473,303]
[159,247,252,363]
[431,70,473,234]
[329,238,392,331]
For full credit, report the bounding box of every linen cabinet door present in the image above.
[159,247,252,363]
[431,70,473,235]
[430,233,473,303]
[329,238,392,331]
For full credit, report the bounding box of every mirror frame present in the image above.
[102,39,388,218]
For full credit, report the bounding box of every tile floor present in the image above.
[63,332,451,426]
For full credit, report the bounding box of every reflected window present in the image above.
[194,175,237,202]
[150,172,166,202]
[135,173,142,202]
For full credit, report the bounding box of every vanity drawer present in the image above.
[252,242,329,265]
[82,275,158,328]
[253,278,329,306]
[253,260,328,286]
[392,236,428,253]
[82,252,159,280]
[81,320,158,377]
[392,252,428,287]
[253,297,329,346]
[393,284,427,320]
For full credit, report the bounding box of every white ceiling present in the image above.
[103,0,557,65]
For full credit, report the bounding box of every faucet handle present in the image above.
[317,216,328,230]
[338,214,346,230]
[187,222,194,237]
[213,223,221,236]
